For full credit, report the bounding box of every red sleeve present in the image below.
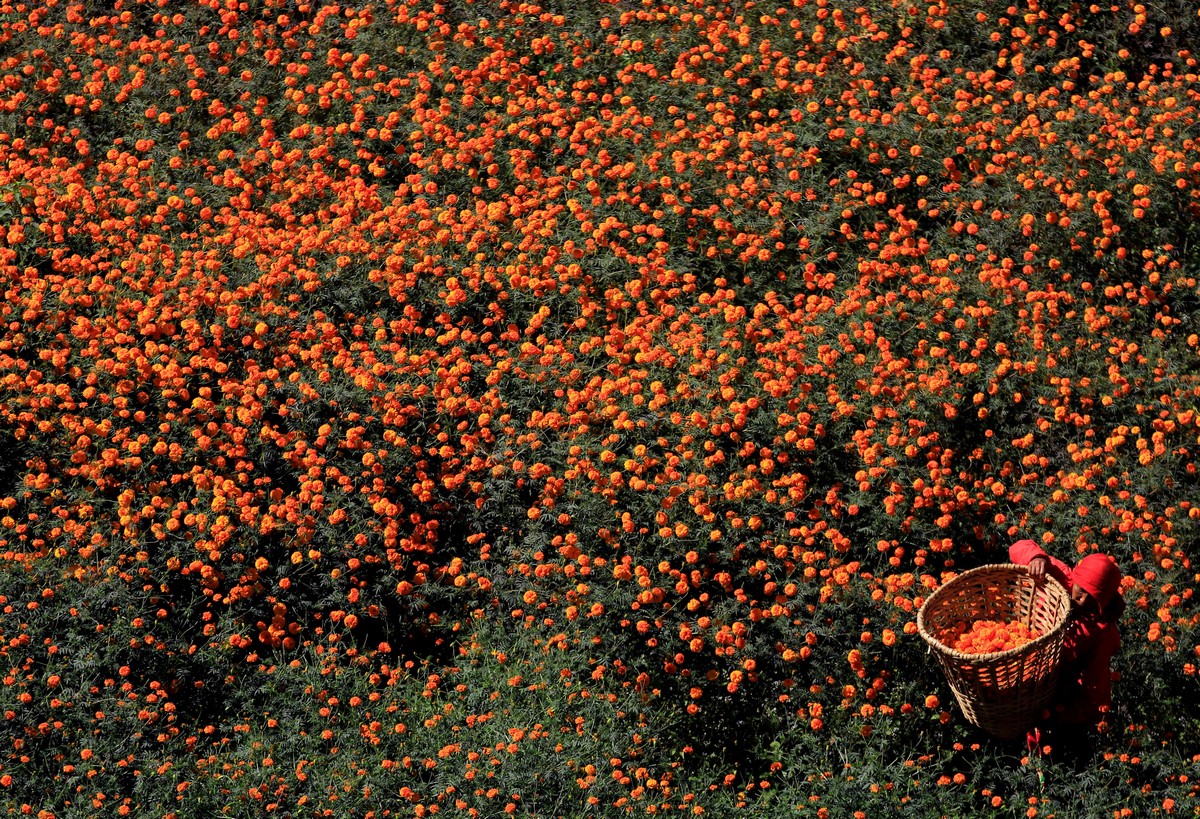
[1009,539,1073,589]
[1009,539,1044,563]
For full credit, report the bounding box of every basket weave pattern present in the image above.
[917,563,1071,740]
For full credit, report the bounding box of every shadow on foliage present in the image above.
[0,428,23,500]
[0,429,18,494]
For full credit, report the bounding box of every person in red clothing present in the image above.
[1009,539,1124,743]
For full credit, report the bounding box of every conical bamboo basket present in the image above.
[917,563,1072,740]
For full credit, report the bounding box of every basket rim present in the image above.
[916,562,1070,662]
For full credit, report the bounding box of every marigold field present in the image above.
[3,0,1200,815]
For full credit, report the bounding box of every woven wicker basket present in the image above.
[917,563,1071,740]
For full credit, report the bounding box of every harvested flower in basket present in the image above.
[941,619,1042,654]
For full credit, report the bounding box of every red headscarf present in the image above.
[1073,554,1121,611]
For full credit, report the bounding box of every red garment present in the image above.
[1009,540,1123,726]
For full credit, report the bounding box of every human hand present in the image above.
[1027,555,1049,582]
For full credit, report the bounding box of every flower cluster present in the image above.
[942,619,1042,655]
